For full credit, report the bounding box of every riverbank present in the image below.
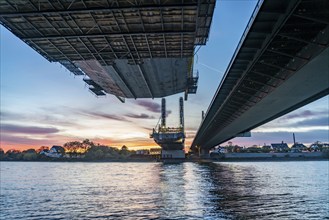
[0,157,157,162]
[207,157,329,162]
[1,152,328,163]
[208,152,329,161]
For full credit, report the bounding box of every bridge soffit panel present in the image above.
[74,60,125,97]
[0,1,213,58]
[113,59,151,98]
[139,58,189,97]
[0,0,216,99]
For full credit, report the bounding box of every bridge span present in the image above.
[0,0,215,102]
[192,0,329,152]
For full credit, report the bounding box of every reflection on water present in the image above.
[0,161,328,219]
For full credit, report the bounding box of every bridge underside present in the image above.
[197,48,329,150]
[192,0,329,150]
[0,0,215,101]
[75,58,191,98]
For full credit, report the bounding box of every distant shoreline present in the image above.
[0,158,157,163]
[207,157,329,162]
[1,151,328,163]
[1,156,328,163]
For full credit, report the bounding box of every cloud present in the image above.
[0,110,79,127]
[1,124,60,134]
[0,111,26,120]
[295,117,329,127]
[93,112,127,121]
[135,100,161,113]
[0,133,77,151]
[284,110,314,119]
[1,134,53,145]
[260,109,328,131]
[259,115,329,132]
[282,110,328,120]
[134,100,172,117]
[81,111,128,121]
[125,113,155,119]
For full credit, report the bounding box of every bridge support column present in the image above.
[162,150,185,159]
[199,148,210,158]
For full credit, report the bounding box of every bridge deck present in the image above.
[192,0,329,150]
[0,0,215,100]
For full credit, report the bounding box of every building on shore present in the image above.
[40,145,65,158]
[291,143,307,152]
[309,142,329,152]
[271,142,289,152]
[135,149,150,155]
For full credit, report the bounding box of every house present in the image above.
[309,142,329,152]
[271,142,289,152]
[210,146,227,154]
[291,143,307,152]
[50,146,65,154]
[39,149,49,154]
[40,145,65,158]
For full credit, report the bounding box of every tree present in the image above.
[22,149,37,161]
[121,145,128,151]
[63,139,95,157]
[63,141,82,157]
[37,146,49,153]
[24,149,37,154]
[94,149,104,159]
[85,144,124,160]
[81,139,94,153]
[5,149,22,160]
[120,145,131,158]
[0,148,5,160]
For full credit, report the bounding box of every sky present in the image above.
[1,1,328,152]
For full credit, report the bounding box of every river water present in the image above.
[0,161,328,219]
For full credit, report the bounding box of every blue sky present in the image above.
[1,1,328,151]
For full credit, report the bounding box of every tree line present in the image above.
[0,139,133,161]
